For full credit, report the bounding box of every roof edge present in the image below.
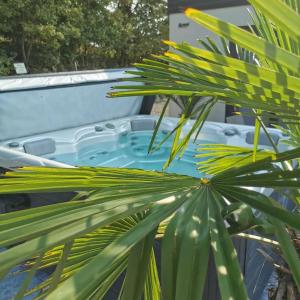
[168,0,249,14]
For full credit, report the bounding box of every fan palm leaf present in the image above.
[0,147,300,299]
[109,1,300,165]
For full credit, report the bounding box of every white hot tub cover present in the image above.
[0,68,143,141]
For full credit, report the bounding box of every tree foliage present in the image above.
[0,0,168,75]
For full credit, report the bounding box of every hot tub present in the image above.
[0,115,285,175]
[0,115,286,300]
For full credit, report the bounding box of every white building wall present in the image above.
[169,5,252,122]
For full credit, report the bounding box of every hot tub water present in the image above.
[49,131,210,178]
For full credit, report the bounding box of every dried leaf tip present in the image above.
[185,8,198,16]
[200,178,210,184]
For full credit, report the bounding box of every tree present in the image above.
[0,0,83,73]
[0,0,168,75]
[108,0,168,67]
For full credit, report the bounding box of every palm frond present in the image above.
[248,1,300,149]
[109,5,300,166]
[0,146,300,298]
[196,144,275,175]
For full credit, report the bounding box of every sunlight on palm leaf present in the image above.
[0,147,300,299]
[110,5,300,165]
[196,144,275,175]
[248,0,300,151]
[23,216,153,299]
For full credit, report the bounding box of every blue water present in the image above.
[50,131,210,178]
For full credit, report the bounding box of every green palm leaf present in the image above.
[184,8,300,74]
[196,144,275,175]
[0,145,300,299]
[23,217,142,299]
[249,0,300,43]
